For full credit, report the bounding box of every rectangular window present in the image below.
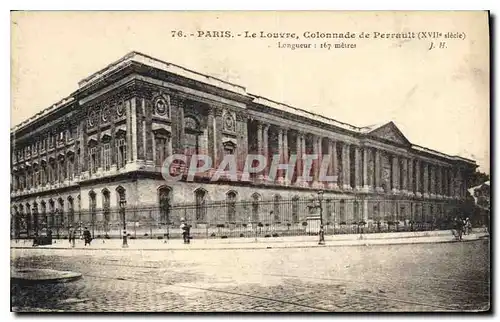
[155,137,168,167]
[89,147,99,175]
[116,139,127,169]
[103,143,111,171]
[60,160,66,182]
[68,158,74,180]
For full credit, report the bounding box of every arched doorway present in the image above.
[251,193,261,223]
[158,186,172,225]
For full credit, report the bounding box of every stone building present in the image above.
[10,52,478,238]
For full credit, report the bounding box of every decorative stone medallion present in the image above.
[116,100,125,117]
[87,109,97,128]
[223,112,235,132]
[101,106,111,122]
[154,95,170,117]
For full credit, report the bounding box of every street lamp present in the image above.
[120,199,128,248]
[317,190,325,245]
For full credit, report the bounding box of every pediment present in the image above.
[366,122,410,146]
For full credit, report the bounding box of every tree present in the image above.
[469,171,490,188]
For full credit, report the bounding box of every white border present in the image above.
[2,2,496,322]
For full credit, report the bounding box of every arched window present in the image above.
[102,189,110,223]
[48,199,55,228]
[89,191,97,237]
[158,186,172,224]
[32,202,39,234]
[184,116,201,156]
[339,199,346,224]
[353,200,360,223]
[57,197,64,230]
[292,196,299,223]
[273,195,282,222]
[13,205,20,237]
[226,191,237,223]
[25,203,32,236]
[194,188,207,222]
[89,190,96,210]
[18,204,25,234]
[67,196,75,226]
[325,199,332,224]
[251,193,261,223]
[40,201,47,228]
[116,186,126,205]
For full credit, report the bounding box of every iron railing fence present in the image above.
[11,197,482,239]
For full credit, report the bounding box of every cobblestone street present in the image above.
[11,240,490,312]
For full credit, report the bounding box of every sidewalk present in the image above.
[10,228,489,251]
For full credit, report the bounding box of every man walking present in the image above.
[180,218,191,244]
[83,227,92,246]
[68,226,76,248]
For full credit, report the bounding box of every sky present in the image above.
[10,11,490,173]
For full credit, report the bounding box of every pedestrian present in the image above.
[180,218,191,244]
[83,227,92,246]
[465,217,472,235]
[32,231,39,247]
[455,217,463,241]
[318,225,325,245]
[69,226,76,248]
[68,226,73,246]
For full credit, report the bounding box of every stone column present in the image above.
[343,143,351,190]
[294,132,302,185]
[455,168,462,199]
[401,157,408,194]
[277,128,284,185]
[129,99,137,163]
[312,136,323,188]
[207,107,216,168]
[354,145,361,190]
[300,134,308,187]
[257,123,264,182]
[391,155,399,194]
[436,165,442,197]
[415,159,421,197]
[262,124,269,180]
[282,129,289,185]
[429,164,436,197]
[408,158,414,196]
[328,139,338,190]
[448,168,454,198]
[283,129,289,164]
[444,167,449,198]
[374,148,383,192]
[362,147,369,191]
[423,162,429,198]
